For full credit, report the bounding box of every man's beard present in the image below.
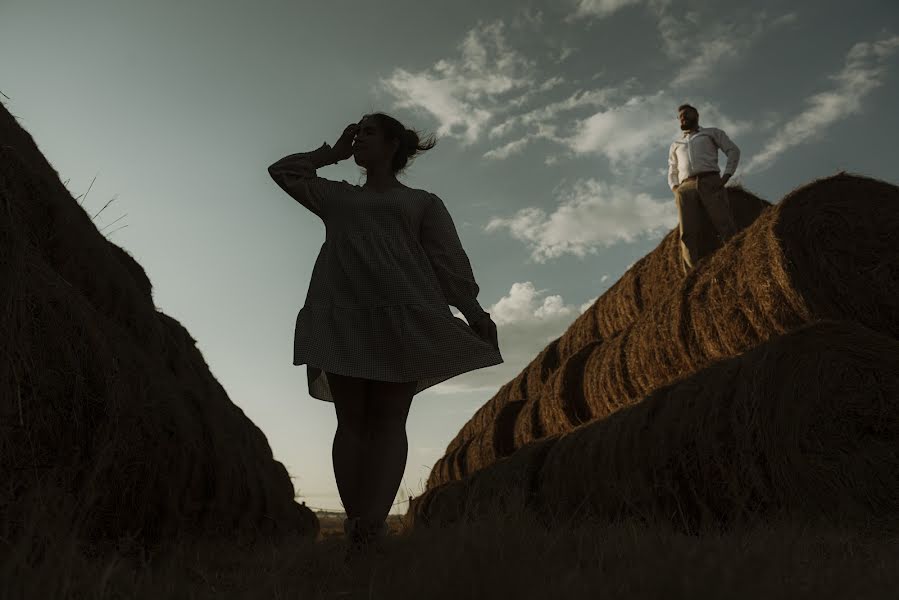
[680,121,697,130]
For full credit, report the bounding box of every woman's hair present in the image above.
[363,112,437,175]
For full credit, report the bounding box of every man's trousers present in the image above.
[674,172,738,272]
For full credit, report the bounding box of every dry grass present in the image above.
[4,497,899,600]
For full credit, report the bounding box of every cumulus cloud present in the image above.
[566,1,797,89]
[558,91,749,166]
[435,281,589,395]
[658,8,800,88]
[744,34,899,173]
[484,178,677,263]
[379,19,563,145]
[566,0,645,20]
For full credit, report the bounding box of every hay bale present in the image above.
[0,102,318,544]
[591,187,770,345]
[426,188,770,489]
[408,437,561,528]
[581,173,899,422]
[512,394,545,450]
[524,338,563,408]
[461,399,527,474]
[535,340,601,438]
[539,320,899,528]
[410,320,899,530]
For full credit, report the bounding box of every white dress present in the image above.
[270,148,504,402]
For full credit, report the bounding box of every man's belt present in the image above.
[682,171,720,182]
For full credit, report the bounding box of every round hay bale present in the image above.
[524,338,562,406]
[585,173,899,421]
[424,188,771,490]
[0,103,319,544]
[462,399,527,475]
[411,320,899,531]
[512,394,545,450]
[538,320,899,529]
[536,341,600,437]
[408,436,561,528]
[556,306,601,360]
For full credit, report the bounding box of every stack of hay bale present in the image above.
[410,172,899,531]
[0,101,318,544]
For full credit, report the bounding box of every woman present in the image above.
[267,113,503,559]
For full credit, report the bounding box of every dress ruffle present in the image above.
[294,302,503,402]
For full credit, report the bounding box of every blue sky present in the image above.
[2,0,898,512]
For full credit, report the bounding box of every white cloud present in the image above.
[483,136,533,160]
[559,91,749,166]
[670,36,743,88]
[567,0,645,20]
[484,178,677,263]
[744,34,899,174]
[379,20,536,145]
[435,281,586,395]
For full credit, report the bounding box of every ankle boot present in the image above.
[343,516,388,562]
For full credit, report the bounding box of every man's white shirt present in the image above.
[668,126,740,191]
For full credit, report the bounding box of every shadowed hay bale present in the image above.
[426,189,770,490]
[460,399,527,474]
[0,102,318,543]
[580,173,899,422]
[406,438,560,529]
[409,320,899,530]
[512,393,546,450]
[426,372,529,489]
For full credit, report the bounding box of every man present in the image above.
[668,103,740,272]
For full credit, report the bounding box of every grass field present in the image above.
[4,503,899,600]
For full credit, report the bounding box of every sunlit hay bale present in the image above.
[582,173,899,421]
[461,399,527,475]
[590,186,770,348]
[555,308,601,363]
[512,394,545,451]
[524,338,563,409]
[426,192,770,490]
[537,320,899,530]
[535,340,601,439]
[513,190,772,448]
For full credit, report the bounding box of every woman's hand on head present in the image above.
[333,122,360,161]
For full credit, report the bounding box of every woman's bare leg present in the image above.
[328,372,368,519]
[357,379,417,523]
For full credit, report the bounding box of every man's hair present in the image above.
[678,103,698,115]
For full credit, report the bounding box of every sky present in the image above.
[2,0,898,512]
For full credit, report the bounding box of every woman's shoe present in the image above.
[343,516,388,564]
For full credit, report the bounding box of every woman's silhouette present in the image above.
[268,113,503,559]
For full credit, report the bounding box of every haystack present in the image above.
[409,320,899,530]
[427,189,770,488]
[577,172,899,425]
[0,102,317,543]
